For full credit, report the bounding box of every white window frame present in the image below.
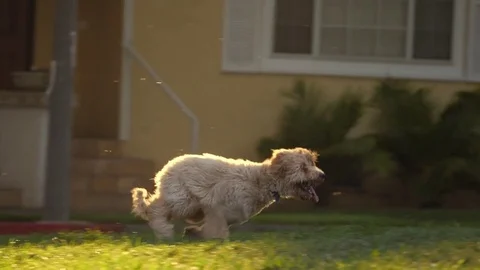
[468,0,480,81]
[257,0,467,81]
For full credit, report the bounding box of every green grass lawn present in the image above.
[2,209,480,226]
[1,225,479,269]
[0,210,480,269]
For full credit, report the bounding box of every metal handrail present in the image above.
[123,44,200,153]
[120,0,199,153]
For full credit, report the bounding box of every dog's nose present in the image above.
[318,171,326,182]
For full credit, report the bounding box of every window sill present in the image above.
[257,58,466,82]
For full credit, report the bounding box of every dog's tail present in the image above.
[131,188,150,220]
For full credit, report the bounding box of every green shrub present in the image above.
[257,79,480,208]
[369,79,480,206]
[256,80,395,200]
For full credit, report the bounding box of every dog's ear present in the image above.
[270,149,287,164]
[310,150,319,163]
[293,147,318,164]
[269,149,288,178]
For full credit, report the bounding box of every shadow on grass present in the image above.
[252,209,480,227]
[1,209,480,227]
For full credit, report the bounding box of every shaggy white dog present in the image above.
[131,147,325,240]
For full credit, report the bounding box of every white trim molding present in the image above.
[222,0,475,82]
[467,0,480,81]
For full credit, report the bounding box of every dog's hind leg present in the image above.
[183,224,204,240]
[200,208,229,240]
[148,199,174,240]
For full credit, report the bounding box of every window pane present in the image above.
[320,27,347,55]
[349,0,378,26]
[318,0,409,59]
[377,30,406,57]
[348,29,377,56]
[413,0,453,60]
[273,0,314,54]
[321,0,348,25]
[379,0,408,28]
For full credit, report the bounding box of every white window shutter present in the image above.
[468,0,480,81]
[222,0,263,72]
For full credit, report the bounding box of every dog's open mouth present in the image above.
[294,181,319,203]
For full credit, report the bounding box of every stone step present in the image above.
[70,171,156,213]
[0,90,47,107]
[72,139,123,158]
[68,141,157,213]
[71,157,156,177]
[71,193,132,213]
[0,188,23,208]
[71,174,155,195]
[11,71,49,90]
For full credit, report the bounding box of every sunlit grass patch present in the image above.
[0,231,309,269]
[1,225,480,269]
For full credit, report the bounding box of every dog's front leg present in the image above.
[149,218,174,241]
[200,208,229,240]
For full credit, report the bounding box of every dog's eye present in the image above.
[301,164,309,172]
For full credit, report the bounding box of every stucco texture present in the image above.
[33,0,477,169]
[125,0,476,168]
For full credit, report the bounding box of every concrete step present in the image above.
[71,157,156,177]
[0,188,23,208]
[0,90,47,107]
[72,139,123,158]
[69,155,156,213]
[71,174,155,195]
[11,71,49,90]
[70,174,155,213]
[68,139,157,213]
[70,193,133,213]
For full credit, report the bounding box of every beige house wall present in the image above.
[32,0,478,169]
[125,0,477,168]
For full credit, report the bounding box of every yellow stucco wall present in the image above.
[33,0,479,170]
[124,0,477,169]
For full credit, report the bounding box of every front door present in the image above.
[0,0,33,88]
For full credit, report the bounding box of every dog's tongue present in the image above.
[309,186,319,203]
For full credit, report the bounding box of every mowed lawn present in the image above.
[1,210,480,269]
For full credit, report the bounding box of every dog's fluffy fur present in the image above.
[131,147,325,240]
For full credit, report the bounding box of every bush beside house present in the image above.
[257,79,480,209]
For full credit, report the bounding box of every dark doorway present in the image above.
[0,0,34,89]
